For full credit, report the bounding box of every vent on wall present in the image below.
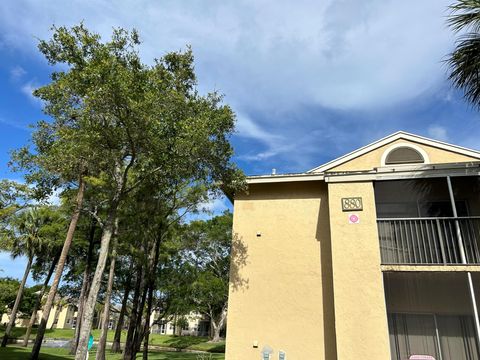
[385,146,425,165]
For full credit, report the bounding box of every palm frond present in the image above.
[448,0,480,33]
[447,32,480,108]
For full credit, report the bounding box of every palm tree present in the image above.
[447,0,480,107]
[1,207,48,347]
[22,205,66,347]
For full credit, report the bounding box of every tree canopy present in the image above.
[6,23,244,360]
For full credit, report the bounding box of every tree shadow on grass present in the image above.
[0,325,27,340]
[155,335,207,349]
[149,335,225,354]
[146,352,224,360]
[0,346,73,360]
[195,342,225,353]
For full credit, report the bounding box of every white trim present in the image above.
[380,142,430,166]
[308,131,480,173]
[324,162,480,183]
[247,173,323,184]
[244,161,480,185]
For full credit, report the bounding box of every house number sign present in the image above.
[341,197,363,211]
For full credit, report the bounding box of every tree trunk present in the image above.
[96,307,104,330]
[172,314,177,336]
[70,268,90,352]
[96,232,118,360]
[142,234,162,360]
[211,307,227,343]
[75,209,119,360]
[23,253,58,346]
[142,285,154,360]
[30,176,86,360]
[75,161,126,360]
[112,282,131,353]
[123,268,143,360]
[132,278,148,356]
[70,217,97,354]
[1,255,33,347]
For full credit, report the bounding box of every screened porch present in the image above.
[384,272,480,360]
[375,176,480,265]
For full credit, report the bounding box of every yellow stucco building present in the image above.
[226,131,480,360]
[2,303,76,329]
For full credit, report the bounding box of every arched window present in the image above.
[384,146,425,165]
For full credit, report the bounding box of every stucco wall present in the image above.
[225,181,336,360]
[1,313,29,327]
[330,139,479,172]
[327,181,391,360]
[38,304,72,329]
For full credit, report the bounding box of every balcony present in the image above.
[384,271,480,360]
[375,176,480,266]
[378,217,480,265]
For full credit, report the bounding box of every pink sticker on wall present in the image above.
[348,214,360,224]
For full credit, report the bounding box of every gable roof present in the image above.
[307,131,480,173]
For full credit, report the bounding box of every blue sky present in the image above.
[1,0,480,281]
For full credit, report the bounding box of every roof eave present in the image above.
[246,173,324,184]
[307,131,480,174]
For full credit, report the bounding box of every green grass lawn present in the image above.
[0,346,225,360]
[0,326,225,353]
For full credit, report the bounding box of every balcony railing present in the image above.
[377,217,480,265]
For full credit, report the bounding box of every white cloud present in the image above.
[235,113,291,161]
[21,81,42,105]
[0,0,454,112]
[236,114,283,146]
[10,65,26,80]
[0,0,461,172]
[428,125,449,141]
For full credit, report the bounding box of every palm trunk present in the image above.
[30,176,86,360]
[22,253,59,347]
[96,234,118,360]
[112,281,131,353]
[70,217,97,354]
[1,255,33,347]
